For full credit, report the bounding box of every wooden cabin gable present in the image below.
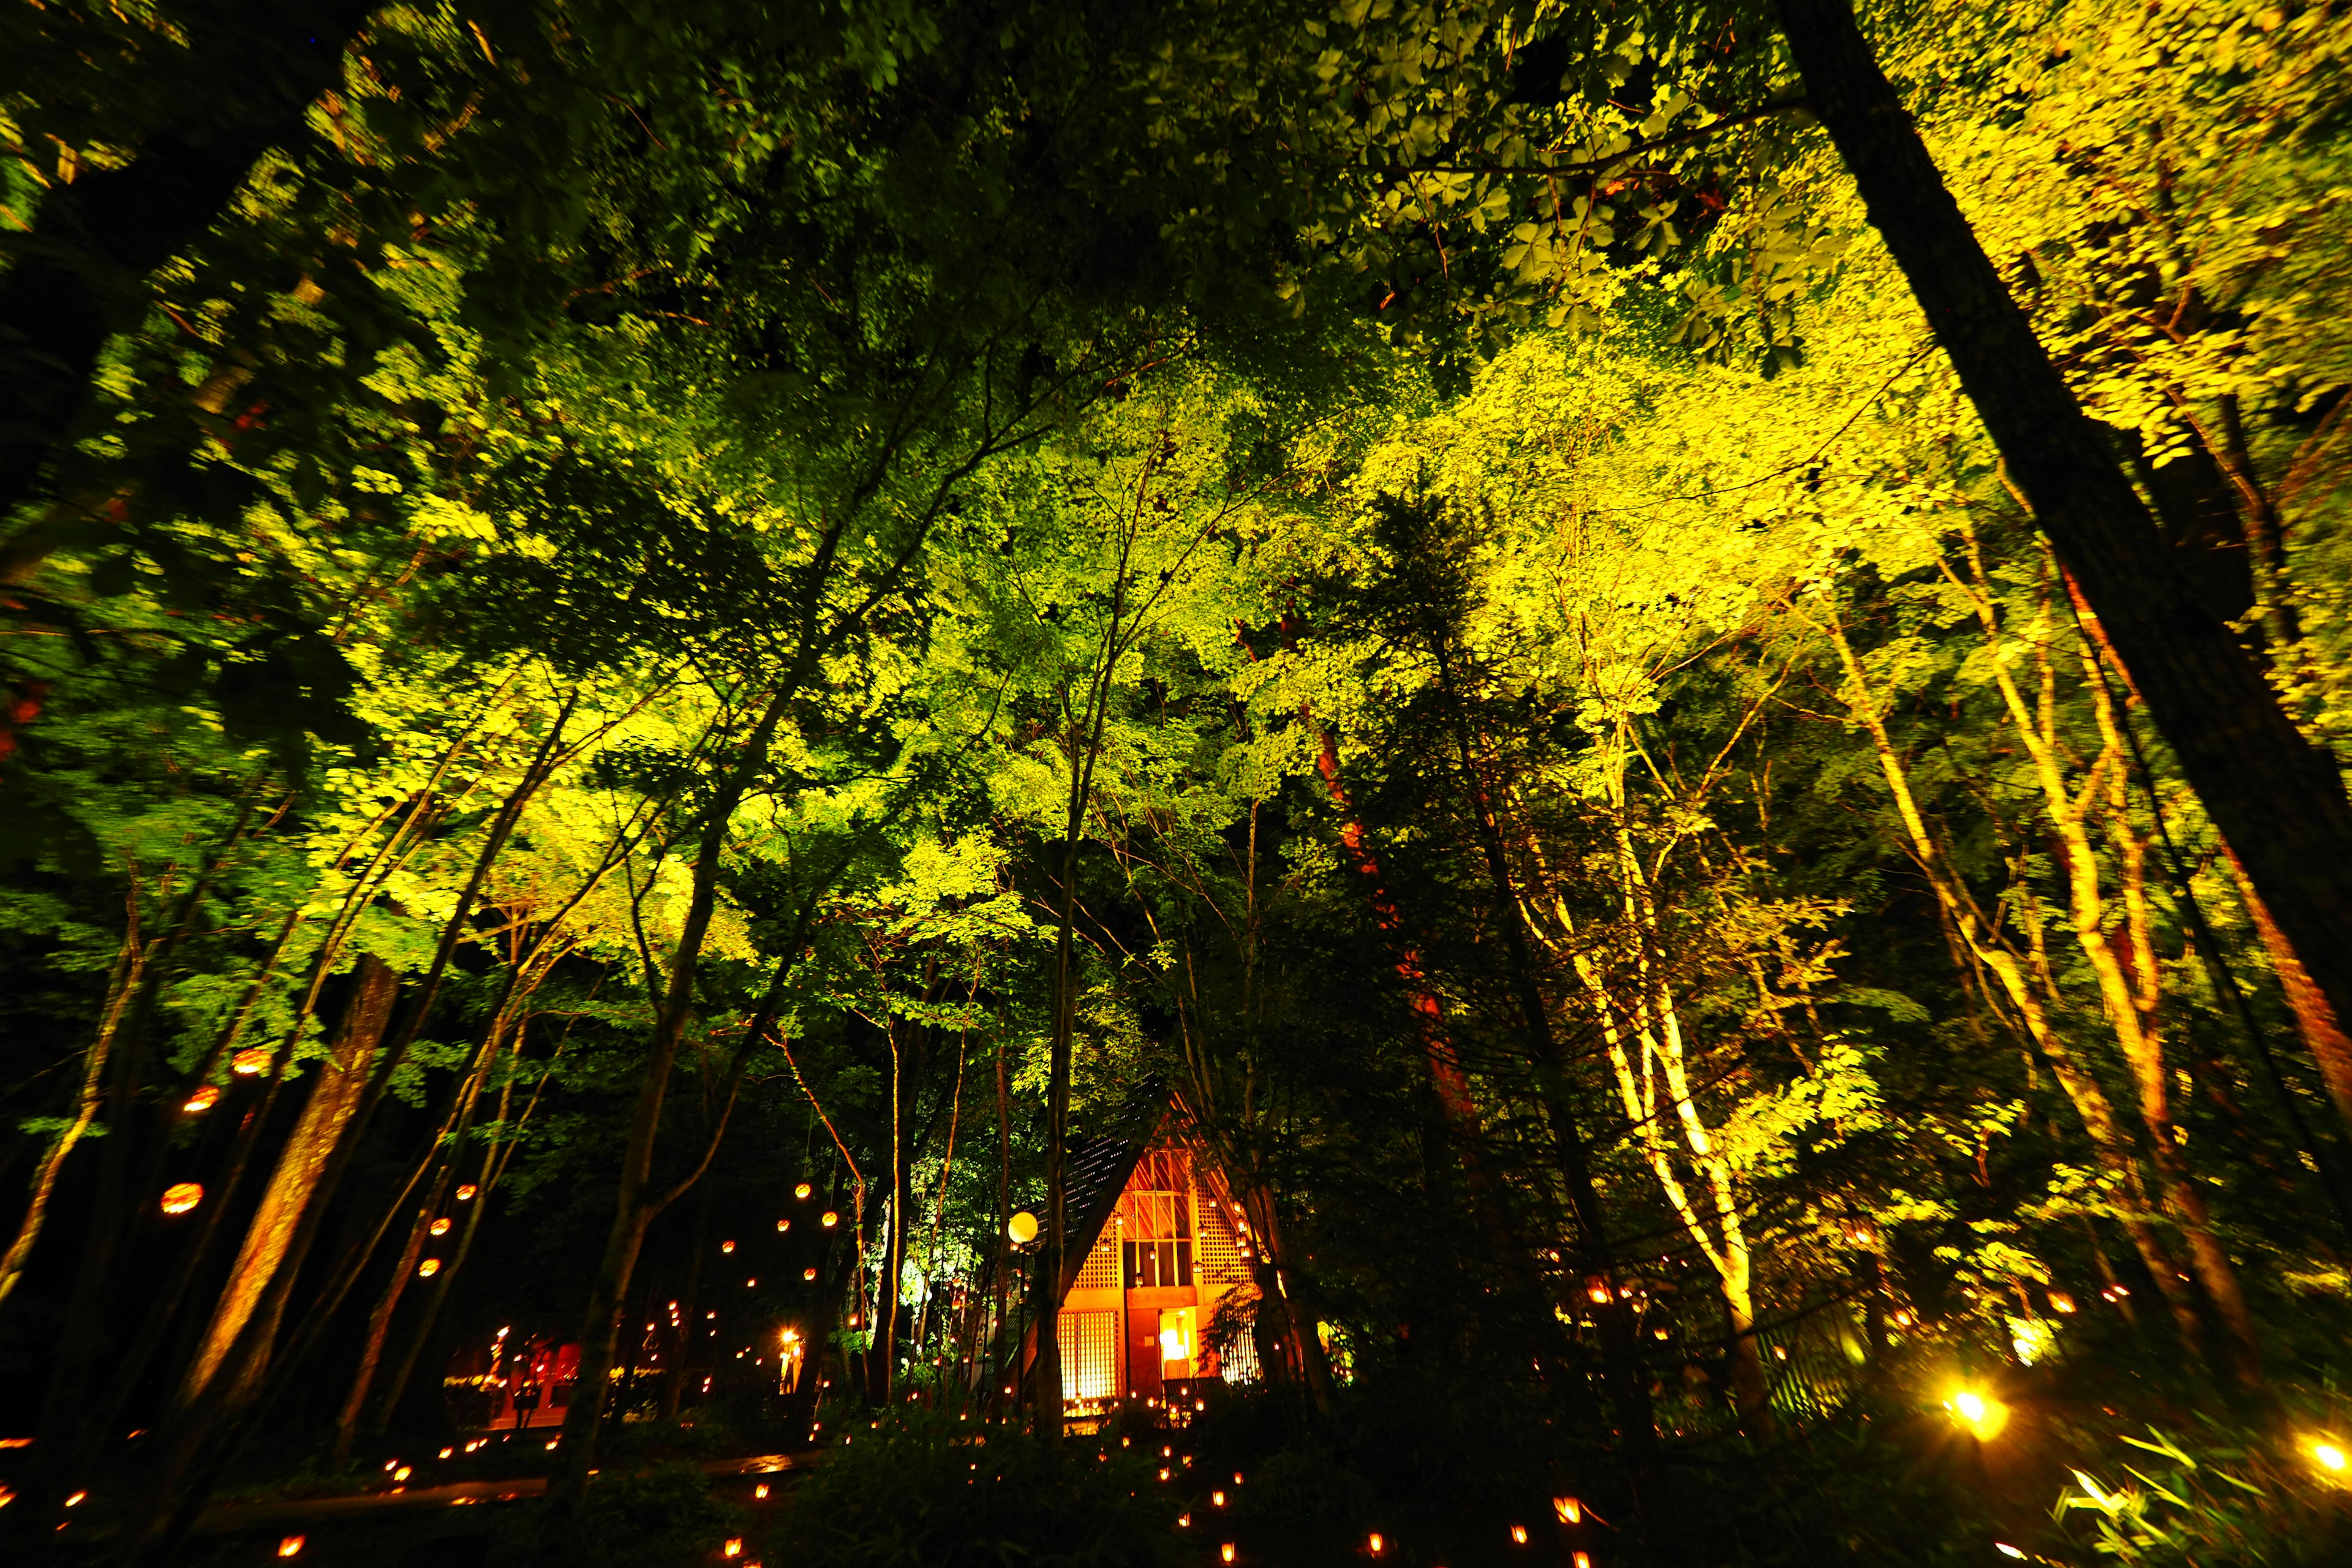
[1054,1133,1257,1411]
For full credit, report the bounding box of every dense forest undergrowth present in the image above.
[4,1,2352,1564]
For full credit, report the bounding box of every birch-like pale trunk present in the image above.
[1812,600,2208,1354]
[1949,542,2261,1383]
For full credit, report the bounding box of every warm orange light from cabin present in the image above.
[161,1183,203,1215]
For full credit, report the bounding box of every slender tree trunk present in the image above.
[1819,606,2210,1353]
[1774,0,2352,1133]
[374,1044,530,1434]
[0,913,140,1306]
[331,1021,499,1460]
[1956,547,2263,1382]
[549,682,799,1515]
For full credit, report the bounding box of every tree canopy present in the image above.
[5,3,2352,1566]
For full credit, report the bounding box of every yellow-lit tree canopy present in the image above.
[4,2,2351,1566]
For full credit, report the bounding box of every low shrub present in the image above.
[766,1409,1179,1568]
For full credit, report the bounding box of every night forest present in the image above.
[4,2,2352,1566]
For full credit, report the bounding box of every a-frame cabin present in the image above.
[1015,1110,1261,1417]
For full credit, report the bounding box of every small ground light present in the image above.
[65,1492,86,1506]
[724,1539,743,1557]
[232,1047,270,1075]
[723,1240,736,1254]
[1574,1555,1593,1568]
[1177,1514,1190,1528]
[803,1267,818,1280]
[393,1467,412,1482]
[755,1483,769,1499]
[439,1448,453,1459]
[183,1085,221,1113]
[278,1536,305,1556]
[1996,1548,2026,1561]
[777,1219,790,1232]
[161,1183,203,1215]
[1511,1524,1529,1544]
[1221,1547,1235,1564]
[420,1259,442,1277]
[2312,1438,2348,1474]
[1212,1491,1225,1507]
[744,1278,756,1288]
[1945,1389,2010,1441]
[1554,1498,1581,1523]
[431,1218,452,1235]
[796,1182,813,1199]
[1369,1532,1384,1554]
[456,1185,477,1200]
[1158,1468,1170,1481]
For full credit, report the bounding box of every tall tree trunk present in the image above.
[330,1021,499,1460]
[1774,0,2352,1153]
[179,957,398,1406]
[549,682,799,1515]
[0,911,140,1307]
[2225,850,2352,1140]
[1819,606,2210,1354]
[1949,543,2264,1383]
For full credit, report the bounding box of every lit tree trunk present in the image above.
[330,1020,499,1460]
[2225,851,2352,1140]
[548,681,799,1513]
[1817,605,2207,1352]
[181,956,398,1406]
[1774,0,2352,1150]
[0,912,140,1306]
[1948,549,2262,1383]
